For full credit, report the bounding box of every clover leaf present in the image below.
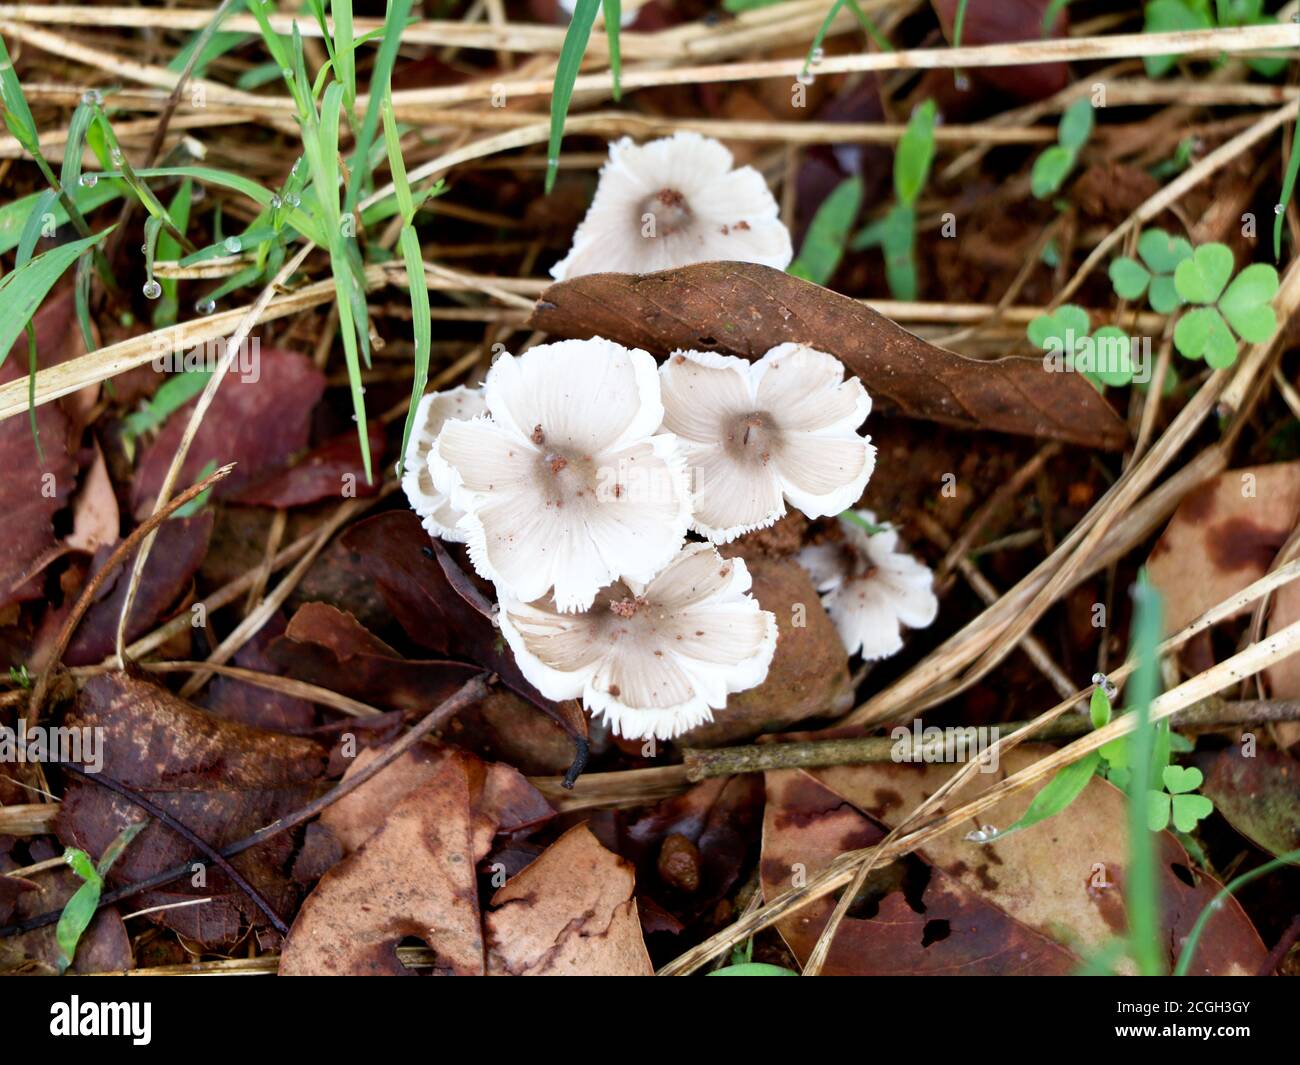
[1142,0,1214,79]
[1031,100,1095,200]
[1146,765,1214,833]
[1170,244,1280,369]
[1109,229,1194,314]
[1028,305,1133,389]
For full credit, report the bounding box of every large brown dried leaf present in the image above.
[1204,747,1300,864]
[812,746,1267,974]
[130,347,325,518]
[56,671,328,948]
[528,263,1127,450]
[279,749,521,975]
[761,769,1078,974]
[1147,463,1300,636]
[486,824,654,975]
[321,740,553,855]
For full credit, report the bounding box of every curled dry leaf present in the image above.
[1203,747,1300,865]
[486,824,654,976]
[342,512,587,741]
[761,768,1078,975]
[234,422,387,508]
[280,748,553,975]
[57,671,329,949]
[810,747,1267,974]
[528,262,1128,451]
[130,347,325,518]
[267,601,483,714]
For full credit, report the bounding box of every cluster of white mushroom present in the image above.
[400,133,939,740]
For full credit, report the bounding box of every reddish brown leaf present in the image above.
[203,613,316,732]
[528,263,1128,450]
[1204,747,1300,864]
[812,746,1267,974]
[56,671,329,948]
[63,512,213,667]
[0,332,77,610]
[267,601,483,714]
[761,768,1078,975]
[486,824,655,975]
[342,512,587,740]
[931,0,1070,101]
[234,422,387,508]
[130,348,325,518]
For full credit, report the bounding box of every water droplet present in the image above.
[954,74,971,92]
[191,184,206,202]
[79,173,98,188]
[81,89,103,106]
[291,158,301,175]
[223,236,241,254]
[110,148,123,166]
[1091,672,1118,699]
[195,298,216,315]
[270,195,282,209]
[285,193,300,208]
[142,279,162,300]
[282,67,294,79]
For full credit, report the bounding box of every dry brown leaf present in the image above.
[486,824,654,976]
[761,768,1079,974]
[279,750,492,976]
[813,746,1267,974]
[528,262,1128,451]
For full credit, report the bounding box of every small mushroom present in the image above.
[659,343,875,543]
[797,510,938,660]
[497,542,778,740]
[430,337,692,612]
[550,133,793,281]
[401,385,487,541]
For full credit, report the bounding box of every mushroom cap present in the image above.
[429,337,693,612]
[401,385,488,541]
[660,343,875,543]
[798,509,938,660]
[550,133,793,281]
[498,542,778,740]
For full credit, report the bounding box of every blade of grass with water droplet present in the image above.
[547,0,602,195]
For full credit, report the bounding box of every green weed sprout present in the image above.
[1108,228,1193,314]
[1027,304,1134,389]
[1031,98,1093,200]
[1171,244,1279,368]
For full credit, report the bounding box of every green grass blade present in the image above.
[0,32,39,153]
[1123,574,1165,975]
[155,179,193,327]
[788,175,862,285]
[603,0,622,100]
[0,230,109,373]
[0,181,122,256]
[547,0,602,194]
[1275,113,1300,260]
[331,0,357,110]
[343,0,414,215]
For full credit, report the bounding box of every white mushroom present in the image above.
[497,542,777,740]
[401,385,487,541]
[430,337,692,612]
[659,343,875,543]
[550,133,793,281]
[798,510,938,660]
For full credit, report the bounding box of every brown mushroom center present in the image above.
[721,410,782,467]
[532,425,599,506]
[639,187,693,237]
